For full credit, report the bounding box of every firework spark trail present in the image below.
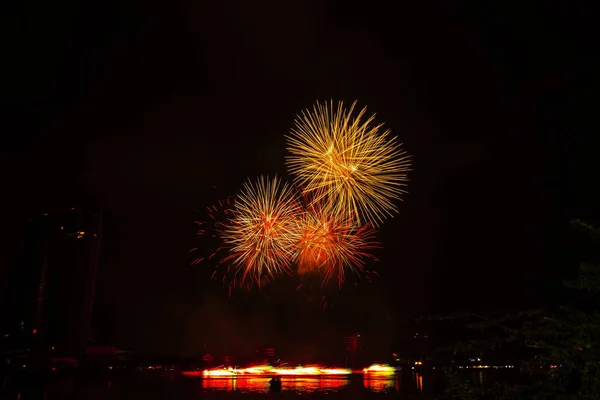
[192,197,240,289]
[293,193,380,288]
[220,176,302,286]
[286,100,412,226]
[193,101,403,296]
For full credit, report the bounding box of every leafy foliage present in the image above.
[436,220,600,400]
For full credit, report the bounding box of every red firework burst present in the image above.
[293,196,380,288]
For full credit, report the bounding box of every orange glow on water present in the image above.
[182,371,202,376]
[197,365,352,377]
[191,365,403,394]
[200,376,350,393]
[415,372,423,392]
[287,377,349,391]
[363,377,397,392]
[201,377,242,391]
[361,364,398,392]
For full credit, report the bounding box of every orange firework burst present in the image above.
[294,196,379,288]
[286,100,412,226]
[220,176,302,286]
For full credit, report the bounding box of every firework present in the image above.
[220,176,302,286]
[192,196,236,267]
[294,196,379,288]
[286,100,411,226]
[192,197,249,296]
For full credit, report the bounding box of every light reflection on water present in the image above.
[201,375,400,394]
[362,376,398,393]
[415,372,423,392]
[2,372,440,398]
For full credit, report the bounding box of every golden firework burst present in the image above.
[220,176,302,286]
[286,100,411,226]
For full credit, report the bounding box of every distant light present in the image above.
[60,226,64,230]
[33,329,37,334]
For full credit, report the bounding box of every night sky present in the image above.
[2,1,595,357]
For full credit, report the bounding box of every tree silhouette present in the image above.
[436,220,600,400]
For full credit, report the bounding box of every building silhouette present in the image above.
[3,208,102,357]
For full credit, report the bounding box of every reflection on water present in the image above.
[3,369,523,399]
[362,376,398,392]
[201,376,352,393]
[2,371,446,398]
[280,377,350,393]
[201,375,402,394]
[201,377,267,392]
[415,372,423,392]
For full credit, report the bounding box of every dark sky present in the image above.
[2,1,595,356]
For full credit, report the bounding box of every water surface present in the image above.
[2,371,439,399]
